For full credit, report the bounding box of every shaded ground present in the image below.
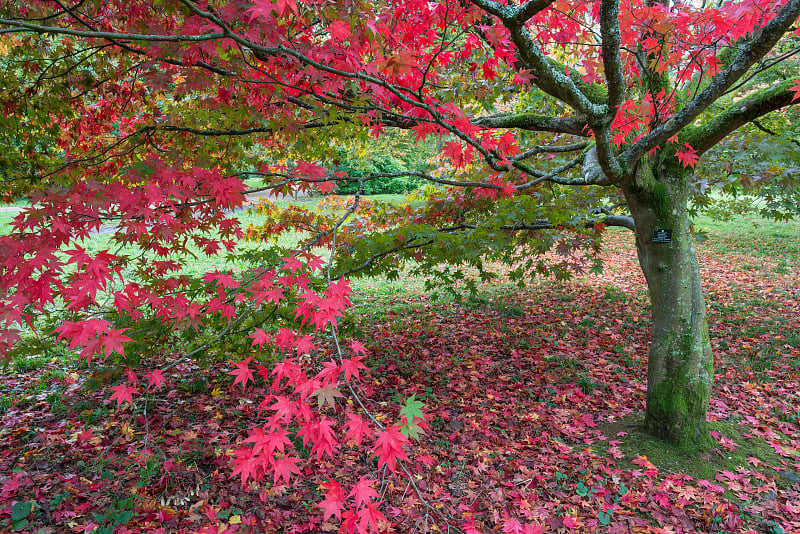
[1,230,799,533]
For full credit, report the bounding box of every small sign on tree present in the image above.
[652,228,673,243]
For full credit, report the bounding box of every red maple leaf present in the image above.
[146,369,166,390]
[343,411,372,446]
[349,477,378,508]
[676,143,699,168]
[274,0,299,18]
[250,328,271,349]
[273,454,301,485]
[513,69,535,86]
[442,142,473,168]
[108,384,138,407]
[349,341,368,355]
[75,428,97,445]
[231,447,259,487]
[496,131,521,158]
[125,368,138,385]
[294,334,316,355]
[482,62,498,81]
[246,0,273,21]
[293,161,326,180]
[356,501,386,533]
[317,180,337,194]
[330,20,351,41]
[228,357,254,389]
[412,122,441,142]
[342,353,367,382]
[319,479,345,521]
[790,79,800,101]
[274,327,295,350]
[499,182,517,198]
[281,255,304,274]
[372,424,409,472]
[304,254,325,272]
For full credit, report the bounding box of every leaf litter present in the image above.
[0,230,798,533]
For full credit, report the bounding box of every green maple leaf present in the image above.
[399,394,426,438]
[400,419,425,440]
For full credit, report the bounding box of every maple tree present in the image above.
[1,0,800,530]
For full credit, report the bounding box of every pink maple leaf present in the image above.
[109,384,138,407]
[349,477,378,508]
[228,357,254,389]
[146,369,166,390]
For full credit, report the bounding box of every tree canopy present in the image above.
[1,0,800,531]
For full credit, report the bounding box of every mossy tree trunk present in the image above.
[622,156,713,447]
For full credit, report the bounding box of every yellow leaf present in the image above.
[211,387,224,398]
[229,515,242,525]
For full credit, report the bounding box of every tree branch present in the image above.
[468,0,607,117]
[515,0,557,24]
[687,79,800,154]
[474,113,589,136]
[0,19,225,42]
[621,0,800,165]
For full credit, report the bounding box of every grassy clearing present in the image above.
[694,213,800,264]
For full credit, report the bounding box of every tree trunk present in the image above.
[622,158,713,447]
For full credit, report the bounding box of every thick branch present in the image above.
[475,113,589,136]
[687,79,800,154]
[590,0,626,181]
[468,0,607,117]
[0,19,224,42]
[438,213,635,233]
[515,141,590,161]
[604,215,636,232]
[515,0,557,24]
[599,0,624,113]
[572,145,618,186]
[622,0,800,167]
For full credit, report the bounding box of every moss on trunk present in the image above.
[623,158,713,448]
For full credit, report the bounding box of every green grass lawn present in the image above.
[695,214,800,264]
[3,191,797,288]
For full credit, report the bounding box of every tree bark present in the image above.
[622,158,713,447]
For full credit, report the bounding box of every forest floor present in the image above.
[1,213,799,534]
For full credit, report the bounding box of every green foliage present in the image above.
[399,394,426,439]
[11,354,50,373]
[333,132,437,194]
[10,501,33,531]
